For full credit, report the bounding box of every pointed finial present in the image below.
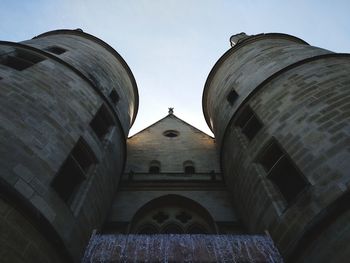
[168,107,174,114]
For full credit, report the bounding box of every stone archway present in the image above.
[128,194,217,234]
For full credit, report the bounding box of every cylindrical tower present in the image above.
[0,29,138,262]
[203,33,350,262]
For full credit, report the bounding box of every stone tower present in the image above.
[203,33,350,262]
[0,29,138,262]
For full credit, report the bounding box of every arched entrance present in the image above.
[128,194,217,234]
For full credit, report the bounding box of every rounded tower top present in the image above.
[33,29,139,128]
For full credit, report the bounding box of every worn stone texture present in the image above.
[0,30,137,262]
[204,33,350,262]
[0,197,64,263]
[125,114,220,173]
[22,30,138,135]
[203,34,331,146]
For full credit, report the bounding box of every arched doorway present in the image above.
[128,195,217,234]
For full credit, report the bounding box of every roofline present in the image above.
[33,29,139,128]
[202,33,309,132]
[128,114,215,139]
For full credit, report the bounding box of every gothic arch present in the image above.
[128,194,217,234]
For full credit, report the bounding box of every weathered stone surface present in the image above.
[203,33,350,262]
[0,30,138,262]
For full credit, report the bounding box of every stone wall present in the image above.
[0,29,138,262]
[203,33,350,262]
[125,114,220,173]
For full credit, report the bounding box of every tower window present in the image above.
[90,104,114,141]
[109,89,120,104]
[183,161,195,174]
[235,106,263,141]
[227,89,239,105]
[51,138,96,204]
[0,48,45,71]
[149,160,161,173]
[44,46,66,55]
[258,139,309,204]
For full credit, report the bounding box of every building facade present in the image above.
[0,30,349,263]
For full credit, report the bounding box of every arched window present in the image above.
[183,160,195,174]
[149,160,161,174]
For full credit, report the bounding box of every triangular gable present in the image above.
[128,114,214,139]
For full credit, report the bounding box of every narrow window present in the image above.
[44,46,66,55]
[235,106,263,141]
[227,89,238,105]
[109,89,120,104]
[149,160,161,173]
[0,48,45,71]
[90,104,114,141]
[258,139,309,204]
[51,138,96,204]
[183,161,195,174]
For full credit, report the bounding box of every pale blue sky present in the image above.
[1,0,349,135]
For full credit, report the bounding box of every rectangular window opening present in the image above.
[45,46,66,55]
[109,89,120,104]
[227,89,239,105]
[258,139,309,205]
[90,104,115,141]
[0,49,45,71]
[259,140,285,172]
[51,138,96,204]
[235,106,263,141]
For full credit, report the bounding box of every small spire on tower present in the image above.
[168,107,174,114]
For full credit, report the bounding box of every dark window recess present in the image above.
[51,138,96,204]
[176,211,192,223]
[235,106,263,141]
[163,130,179,138]
[109,89,120,104]
[152,211,169,223]
[149,160,161,173]
[45,46,66,55]
[259,139,309,204]
[185,166,195,174]
[149,166,160,173]
[183,161,195,174]
[0,49,45,71]
[227,89,239,105]
[90,104,114,140]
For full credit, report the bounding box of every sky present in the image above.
[1,0,349,136]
